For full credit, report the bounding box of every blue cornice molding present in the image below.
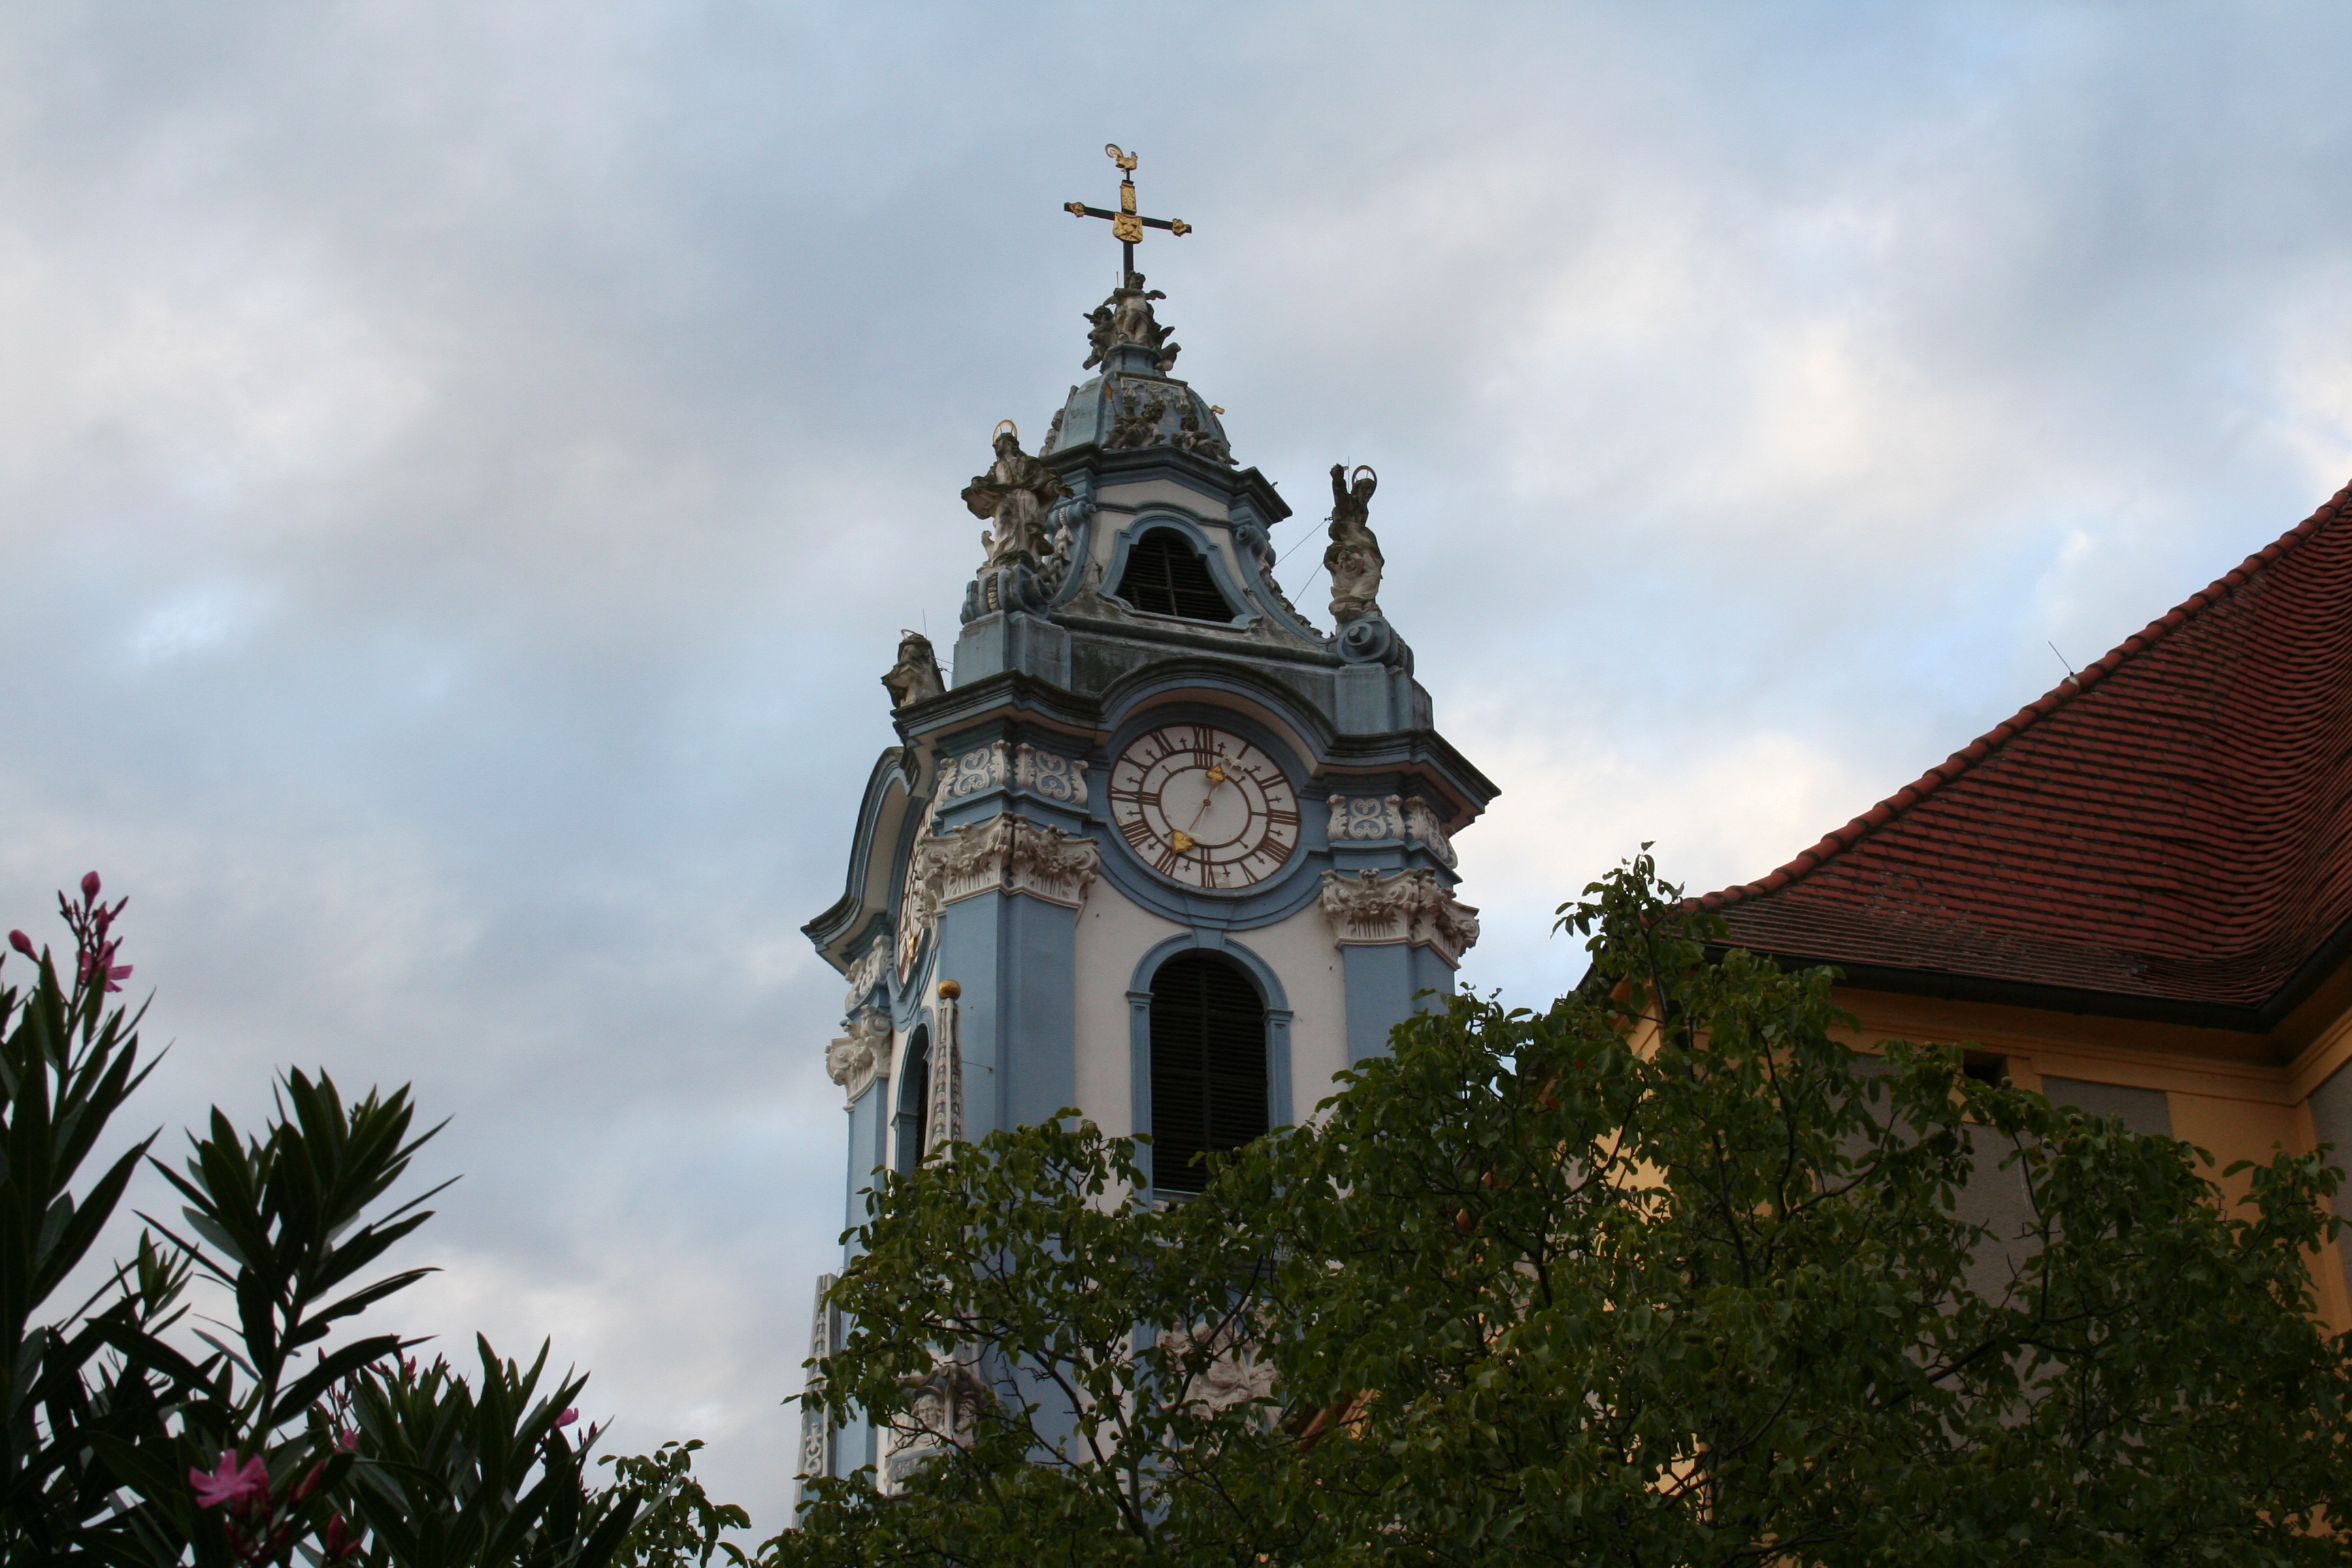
[802,747,914,961]
[815,657,1496,972]
[1043,442,1291,528]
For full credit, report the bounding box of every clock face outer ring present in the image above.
[1107,723,1303,892]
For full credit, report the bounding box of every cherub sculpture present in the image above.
[962,423,1070,571]
[1102,388,1169,451]
[1090,272,1181,374]
[1081,303,1115,371]
[1171,403,1233,466]
[1324,463,1384,625]
[881,630,945,708]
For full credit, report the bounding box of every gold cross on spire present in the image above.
[1064,144,1192,280]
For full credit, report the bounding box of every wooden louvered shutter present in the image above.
[1148,952,1268,1193]
[894,1028,930,1174]
[1115,533,1235,623]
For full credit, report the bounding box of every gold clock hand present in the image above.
[1181,765,1230,836]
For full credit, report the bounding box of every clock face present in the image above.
[1108,723,1301,889]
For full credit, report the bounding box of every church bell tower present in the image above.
[797,147,1497,1485]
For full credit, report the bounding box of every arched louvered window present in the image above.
[1148,952,1268,1193]
[1114,532,1234,623]
[894,1027,931,1175]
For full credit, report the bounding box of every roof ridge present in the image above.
[1695,478,2352,914]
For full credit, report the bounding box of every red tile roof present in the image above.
[1700,480,2352,1025]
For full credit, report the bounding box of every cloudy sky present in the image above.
[6,0,2351,1534]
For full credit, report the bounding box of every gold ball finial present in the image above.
[938,979,962,1000]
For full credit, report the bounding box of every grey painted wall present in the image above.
[2310,1060,2352,1305]
[2041,1075,2174,1138]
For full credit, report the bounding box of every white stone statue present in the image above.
[1324,464,1384,625]
[962,423,1068,572]
[881,630,945,709]
[1104,271,1179,374]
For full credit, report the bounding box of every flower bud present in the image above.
[7,930,31,958]
[80,871,101,900]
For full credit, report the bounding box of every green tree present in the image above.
[602,1441,753,1567]
[0,875,738,1565]
[783,854,2352,1567]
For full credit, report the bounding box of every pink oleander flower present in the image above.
[555,1407,579,1428]
[337,1426,359,1452]
[76,945,131,992]
[324,1513,361,1563]
[189,1450,270,1514]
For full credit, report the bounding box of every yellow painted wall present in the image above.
[1831,984,2352,1337]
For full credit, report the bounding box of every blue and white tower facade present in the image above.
[796,167,1496,1486]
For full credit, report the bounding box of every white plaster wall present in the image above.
[1089,483,1247,584]
[1230,900,1350,1125]
[1094,476,1232,521]
[1075,885,1352,1141]
[1072,883,1186,1137]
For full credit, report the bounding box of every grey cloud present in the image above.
[4,0,2351,1531]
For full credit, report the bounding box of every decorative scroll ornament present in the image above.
[1324,793,1460,869]
[824,1006,889,1107]
[881,1353,990,1492]
[931,742,1092,812]
[1235,517,1303,620]
[1039,493,1096,595]
[934,742,1011,806]
[1403,797,1459,868]
[926,979,963,1159]
[1015,742,1090,805]
[896,793,943,983]
[897,814,1103,984]
[1327,794,1406,843]
[842,938,888,1013]
[1004,817,1103,902]
[1156,1319,1275,1415]
[1318,868,1482,967]
[878,980,980,1494]
[797,1273,840,1490]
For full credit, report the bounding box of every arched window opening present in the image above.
[894,1027,931,1175]
[1148,952,1268,1193]
[1114,532,1234,623]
